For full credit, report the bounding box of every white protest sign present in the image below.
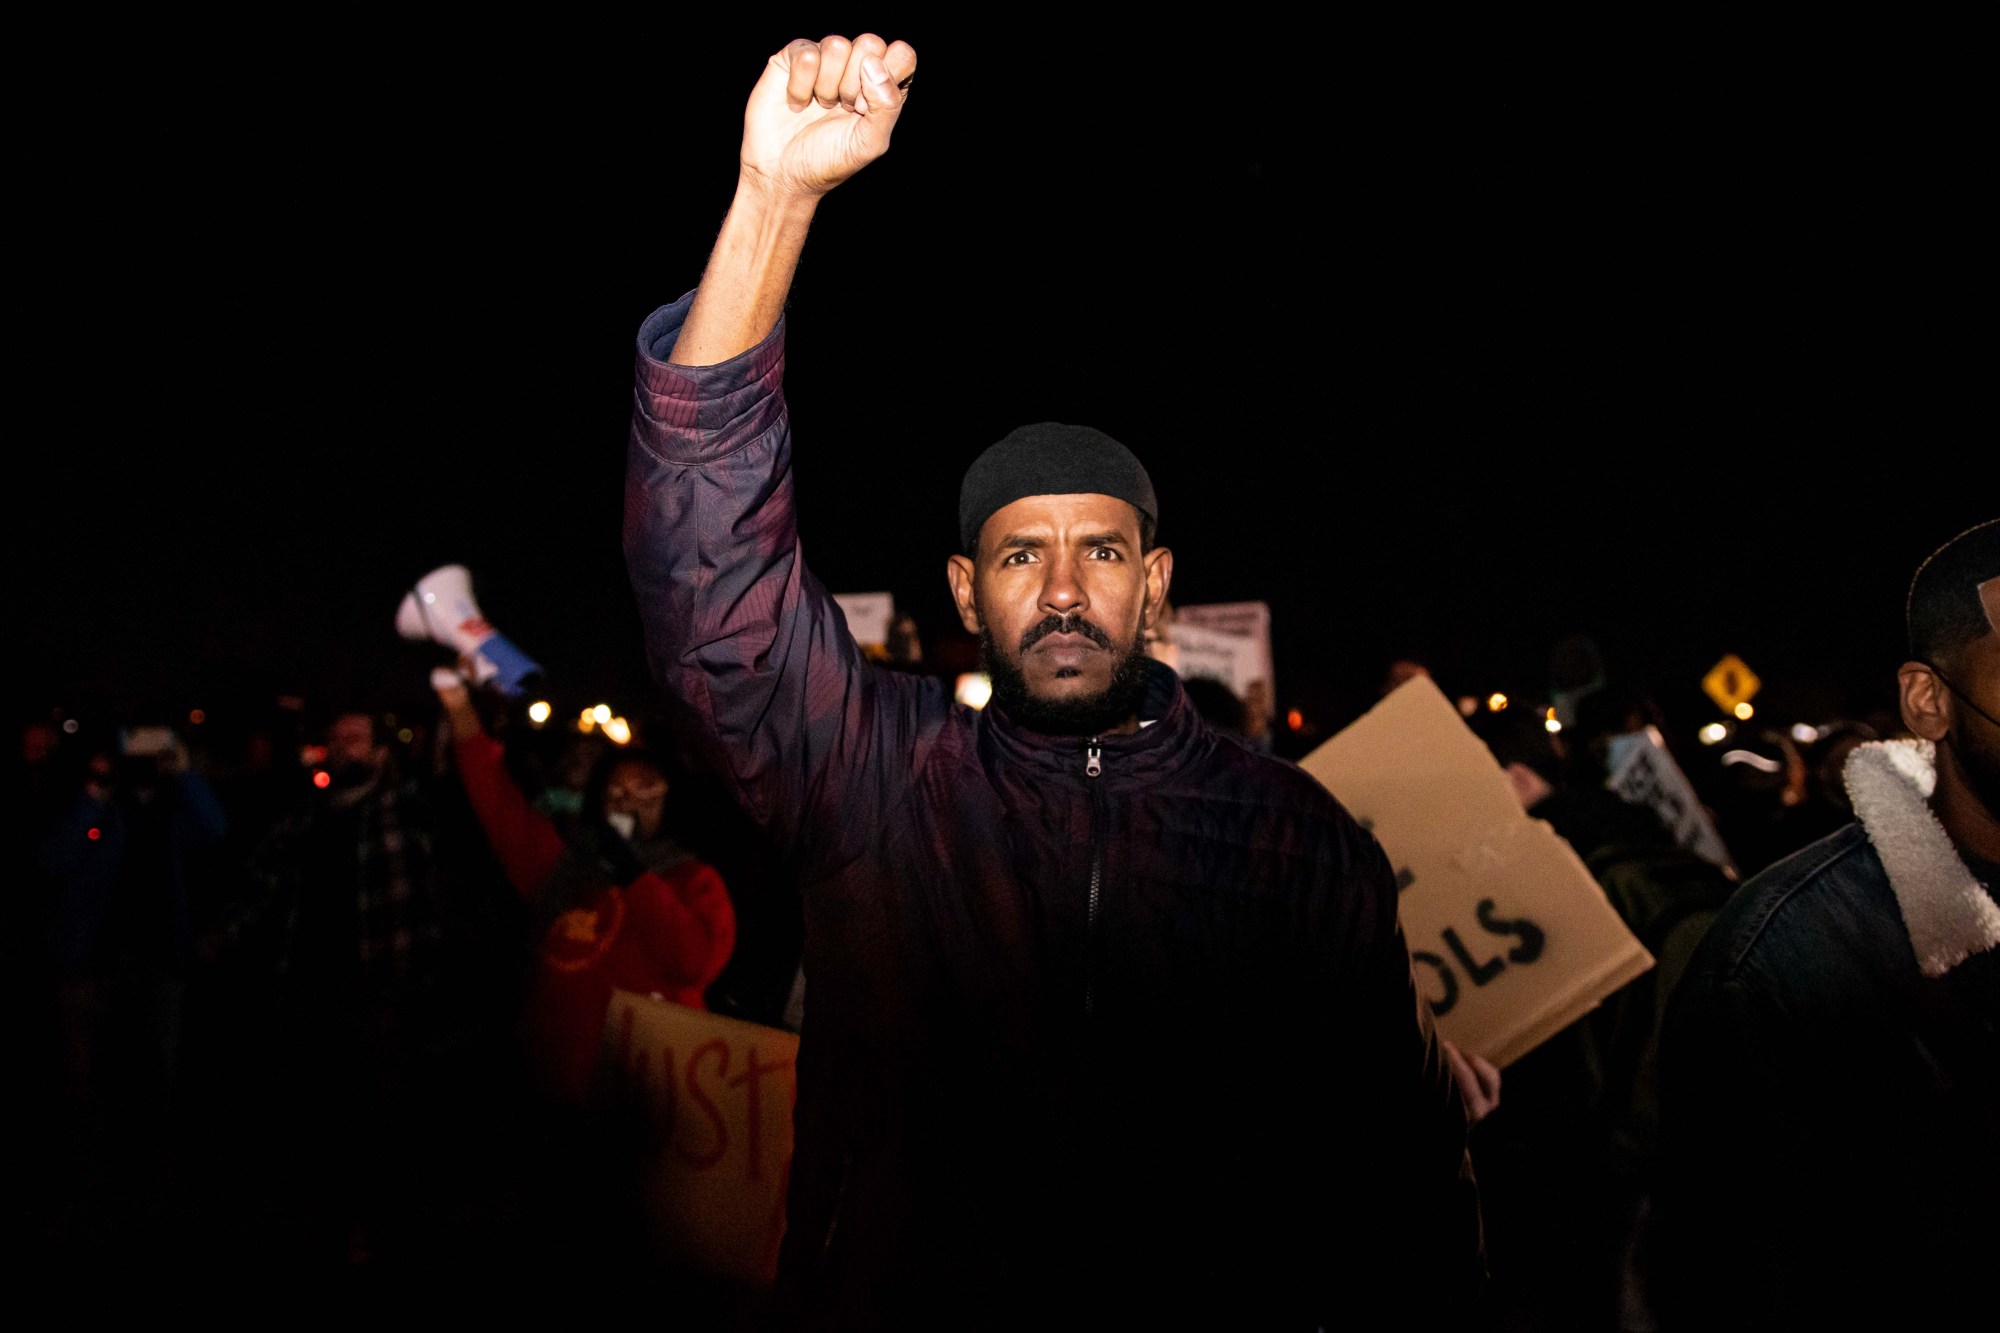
[1170,601,1275,717]
[1169,623,1263,701]
[1604,729,1736,873]
[602,991,798,1287]
[832,592,894,651]
[1300,676,1655,1067]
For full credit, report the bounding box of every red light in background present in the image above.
[1286,709,1305,732]
[313,770,332,789]
[189,708,207,725]
[87,827,102,841]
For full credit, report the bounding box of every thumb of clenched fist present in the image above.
[741,34,918,198]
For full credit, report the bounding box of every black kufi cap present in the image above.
[958,422,1157,555]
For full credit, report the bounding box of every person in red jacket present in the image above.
[432,670,735,1102]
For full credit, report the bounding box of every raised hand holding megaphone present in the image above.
[396,564,544,698]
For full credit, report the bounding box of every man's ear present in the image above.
[1141,546,1174,630]
[946,554,982,635]
[1898,661,1952,742]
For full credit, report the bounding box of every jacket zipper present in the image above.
[1085,738,1102,1015]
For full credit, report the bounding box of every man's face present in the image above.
[1904,575,2000,825]
[603,760,668,841]
[946,493,1172,733]
[1945,622,2000,819]
[326,713,384,784]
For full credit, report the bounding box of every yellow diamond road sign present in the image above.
[1703,654,1761,713]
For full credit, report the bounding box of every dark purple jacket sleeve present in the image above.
[623,293,945,874]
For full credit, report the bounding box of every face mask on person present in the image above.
[536,787,584,818]
[327,759,378,790]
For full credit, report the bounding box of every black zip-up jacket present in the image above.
[625,293,1481,1329]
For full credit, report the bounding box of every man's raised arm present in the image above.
[624,35,927,865]
[673,35,915,366]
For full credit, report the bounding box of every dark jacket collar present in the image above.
[977,659,1202,782]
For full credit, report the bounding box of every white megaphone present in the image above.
[396,564,544,698]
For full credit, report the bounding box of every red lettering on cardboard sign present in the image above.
[727,1047,796,1183]
[674,1039,731,1170]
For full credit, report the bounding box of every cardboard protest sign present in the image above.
[1169,601,1275,718]
[601,991,798,1287]
[1300,676,1654,1067]
[1605,728,1736,872]
[832,592,894,653]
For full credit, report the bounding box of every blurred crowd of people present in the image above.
[8,667,796,1304]
[1186,639,1916,1329]
[4,605,1978,1323]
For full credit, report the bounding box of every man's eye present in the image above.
[1003,551,1034,566]
[1089,547,1117,560]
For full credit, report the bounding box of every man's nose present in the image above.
[1040,556,1088,616]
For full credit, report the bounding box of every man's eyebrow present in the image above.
[1081,532,1131,546]
[994,533,1045,550]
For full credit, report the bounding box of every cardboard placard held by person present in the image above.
[1299,677,1655,1067]
[601,991,799,1287]
[1604,728,1736,872]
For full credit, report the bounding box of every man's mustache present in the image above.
[1019,612,1116,654]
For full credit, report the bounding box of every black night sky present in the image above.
[19,17,1992,750]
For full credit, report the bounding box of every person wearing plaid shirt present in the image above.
[239,709,448,1261]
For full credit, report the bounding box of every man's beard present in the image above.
[981,611,1152,737]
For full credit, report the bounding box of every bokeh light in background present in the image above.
[953,673,992,710]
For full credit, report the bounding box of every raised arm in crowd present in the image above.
[433,671,734,1102]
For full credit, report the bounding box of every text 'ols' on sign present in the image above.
[1702,653,1761,714]
[1298,675,1654,1068]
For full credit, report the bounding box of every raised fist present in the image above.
[741,33,918,199]
[430,664,472,706]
